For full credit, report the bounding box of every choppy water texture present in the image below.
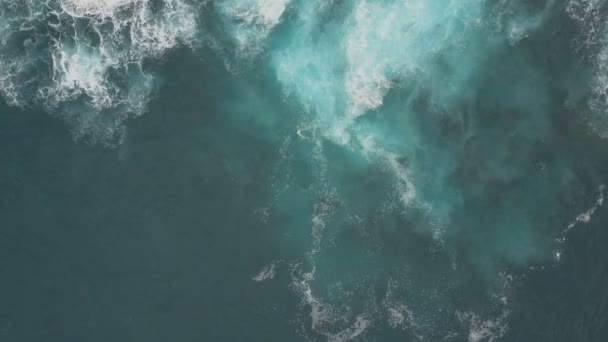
[2,0,608,341]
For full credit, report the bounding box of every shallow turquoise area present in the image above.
[2,0,608,341]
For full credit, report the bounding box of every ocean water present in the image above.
[2,0,608,341]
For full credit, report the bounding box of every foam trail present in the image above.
[252,260,280,282]
[554,184,605,261]
[261,0,577,340]
[567,184,604,230]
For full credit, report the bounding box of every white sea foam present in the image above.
[566,0,602,23]
[555,184,605,260]
[291,266,372,342]
[344,1,397,117]
[360,136,416,206]
[328,315,370,342]
[0,59,25,107]
[566,0,608,136]
[286,180,372,341]
[0,0,198,143]
[61,0,137,17]
[46,45,115,110]
[218,0,290,55]
[383,279,425,340]
[343,0,483,117]
[566,184,604,230]
[456,311,509,342]
[257,136,294,223]
[252,260,280,282]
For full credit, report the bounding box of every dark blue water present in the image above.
[2,0,608,341]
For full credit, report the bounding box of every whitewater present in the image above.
[2,0,608,341]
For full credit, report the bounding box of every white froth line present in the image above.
[556,184,605,261]
[252,260,280,282]
[566,184,604,230]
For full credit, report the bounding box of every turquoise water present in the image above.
[2,0,608,341]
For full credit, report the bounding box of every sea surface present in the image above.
[1,0,608,341]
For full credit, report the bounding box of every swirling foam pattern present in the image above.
[2,0,608,341]
[0,0,197,144]
[261,1,554,339]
